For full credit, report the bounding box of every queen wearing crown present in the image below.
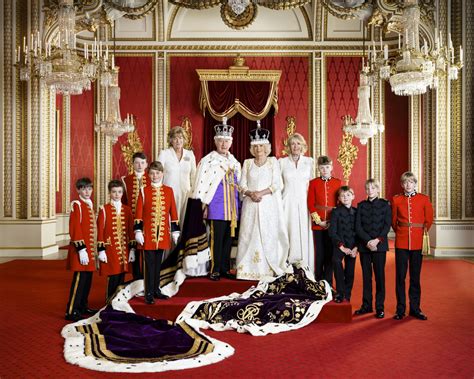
[236,121,290,280]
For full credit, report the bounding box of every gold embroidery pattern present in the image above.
[191,268,328,327]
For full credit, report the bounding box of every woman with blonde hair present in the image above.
[158,126,196,223]
[279,133,315,272]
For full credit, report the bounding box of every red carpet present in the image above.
[0,254,473,378]
[130,277,353,323]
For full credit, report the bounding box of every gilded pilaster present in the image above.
[16,0,27,220]
[368,78,385,196]
[319,53,327,156]
[449,0,462,219]
[409,96,422,187]
[95,85,113,208]
[63,95,71,213]
[2,0,14,218]
[156,52,165,155]
[463,0,473,218]
[157,0,165,42]
[310,52,320,159]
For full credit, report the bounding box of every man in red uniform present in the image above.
[97,180,136,301]
[392,171,433,320]
[307,156,341,284]
[65,178,97,321]
[122,152,150,279]
[134,161,180,304]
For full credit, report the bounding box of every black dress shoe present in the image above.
[209,272,220,281]
[65,310,83,322]
[354,308,373,315]
[409,311,428,320]
[145,295,155,304]
[82,308,98,315]
[375,310,385,319]
[393,313,405,320]
[222,271,236,280]
[153,291,169,300]
[334,296,343,303]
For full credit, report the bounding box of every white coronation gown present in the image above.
[279,155,315,272]
[236,157,290,281]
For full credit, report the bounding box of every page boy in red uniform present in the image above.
[392,171,433,320]
[307,156,341,284]
[97,180,136,301]
[134,161,180,304]
[122,152,150,280]
[65,177,97,322]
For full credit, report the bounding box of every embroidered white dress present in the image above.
[158,148,197,222]
[236,157,290,281]
[279,155,315,272]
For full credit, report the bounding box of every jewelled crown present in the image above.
[250,120,270,145]
[214,116,234,140]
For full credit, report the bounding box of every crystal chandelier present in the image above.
[343,68,384,145]
[94,62,134,143]
[14,0,111,95]
[368,0,463,96]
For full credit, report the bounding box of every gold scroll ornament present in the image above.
[337,115,359,184]
[180,116,193,150]
[121,130,144,174]
[281,116,296,156]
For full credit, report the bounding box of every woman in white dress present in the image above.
[236,125,289,281]
[279,133,315,272]
[158,126,197,223]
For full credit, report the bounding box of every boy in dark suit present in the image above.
[329,186,357,303]
[355,179,391,318]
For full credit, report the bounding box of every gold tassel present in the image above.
[422,228,430,256]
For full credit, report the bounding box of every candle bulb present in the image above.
[23,36,26,53]
[384,44,388,60]
[398,33,401,50]
[460,46,463,63]
[111,55,115,69]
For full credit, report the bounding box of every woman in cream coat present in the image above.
[279,133,315,272]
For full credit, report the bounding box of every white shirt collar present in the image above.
[79,196,93,209]
[111,200,122,212]
[151,180,163,188]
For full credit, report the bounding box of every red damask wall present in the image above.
[112,56,153,178]
[70,88,95,199]
[55,95,63,213]
[384,82,409,201]
[326,56,367,203]
[169,55,309,161]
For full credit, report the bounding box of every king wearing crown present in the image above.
[192,117,241,281]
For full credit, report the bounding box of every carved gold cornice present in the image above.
[196,68,281,82]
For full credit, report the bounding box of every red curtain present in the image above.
[203,80,276,163]
[206,81,273,117]
[204,109,275,163]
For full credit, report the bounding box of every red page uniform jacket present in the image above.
[392,193,434,250]
[122,172,150,215]
[134,185,179,250]
[67,199,96,272]
[307,177,342,230]
[97,203,135,276]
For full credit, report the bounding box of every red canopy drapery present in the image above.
[200,80,278,121]
[197,59,281,162]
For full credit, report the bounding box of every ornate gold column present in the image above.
[312,51,323,159]
[426,0,474,257]
[409,96,423,188]
[1,0,59,257]
[155,51,166,156]
[368,78,385,196]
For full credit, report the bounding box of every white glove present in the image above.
[98,250,107,263]
[78,249,89,265]
[129,248,136,263]
[135,230,145,245]
[172,231,180,245]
